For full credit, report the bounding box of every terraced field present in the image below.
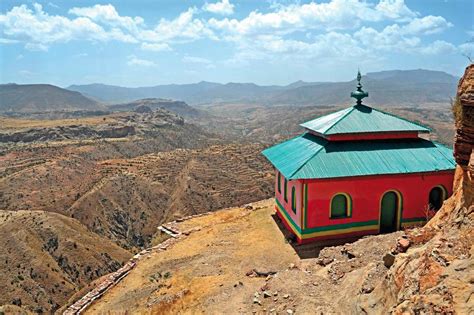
[0,141,273,249]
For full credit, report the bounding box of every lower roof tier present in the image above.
[262,132,455,180]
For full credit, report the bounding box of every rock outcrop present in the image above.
[454,64,474,168]
[108,98,202,118]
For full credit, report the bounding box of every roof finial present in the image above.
[351,69,368,106]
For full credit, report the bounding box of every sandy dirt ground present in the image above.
[86,199,403,314]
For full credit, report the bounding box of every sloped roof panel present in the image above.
[300,104,430,135]
[262,133,455,179]
[261,133,327,179]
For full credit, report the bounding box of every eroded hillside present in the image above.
[0,141,273,248]
[0,210,131,313]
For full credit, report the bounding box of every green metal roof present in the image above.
[300,104,431,135]
[262,133,455,179]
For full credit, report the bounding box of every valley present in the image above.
[0,68,465,313]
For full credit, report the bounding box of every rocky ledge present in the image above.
[0,109,185,143]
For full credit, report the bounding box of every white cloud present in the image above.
[375,0,418,22]
[208,0,419,37]
[203,0,235,16]
[141,42,172,52]
[0,3,136,51]
[418,40,456,55]
[0,1,458,66]
[354,25,420,52]
[403,16,452,35]
[127,55,157,67]
[69,4,144,32]
[143,8,215,43]
[0,3,214,51]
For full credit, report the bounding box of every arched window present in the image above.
[429,185,447,211]
[330,193,351,219]
[291,187,297,213]
[284,178,288,202]
[277,172,281,193]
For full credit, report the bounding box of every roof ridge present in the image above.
[288,133,326,179]
[322,106,355,134]
[370,106,431,132]
[300,107,349,127]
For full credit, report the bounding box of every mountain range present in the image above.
[0,69,458,113]
[68,69,458,106]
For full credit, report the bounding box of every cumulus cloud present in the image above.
[207,0,419,37]
[0,0,459,64]
[203,0,235,16]
[127,55,157,67]
[144,8,215,43]
[418,40,457,55]
[69,4,144,32]
[374,0,417,22]
[0,3,136,50]
[0,3,210,50]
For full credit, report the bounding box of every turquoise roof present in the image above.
[262,133,455,179]
[300,104,430,135]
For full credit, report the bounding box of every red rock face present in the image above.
[454,64,474,167]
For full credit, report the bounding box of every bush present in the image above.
[451,96,463,125]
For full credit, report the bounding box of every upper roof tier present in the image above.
[301,71,430,137]
[300,104,431,136]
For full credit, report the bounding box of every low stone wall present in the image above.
[63,230,183,314]
[62,206,239,314]
[62,202,259,314]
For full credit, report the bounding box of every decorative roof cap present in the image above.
[350,70,368,106]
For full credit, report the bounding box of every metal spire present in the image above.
[351,69,368,106]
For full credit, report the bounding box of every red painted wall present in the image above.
[326,132,420,141]
[303,171,454,229]
[306,130,420,141]
[274,170,302,228]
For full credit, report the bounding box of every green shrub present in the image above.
[451,97,463,124]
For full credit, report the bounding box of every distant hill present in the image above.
[0,84,102,112]
[67,69,458,106]
[108,98,202,118]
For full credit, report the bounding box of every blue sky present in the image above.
[0,0,472,87]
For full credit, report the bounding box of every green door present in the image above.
[380,192,399,233]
